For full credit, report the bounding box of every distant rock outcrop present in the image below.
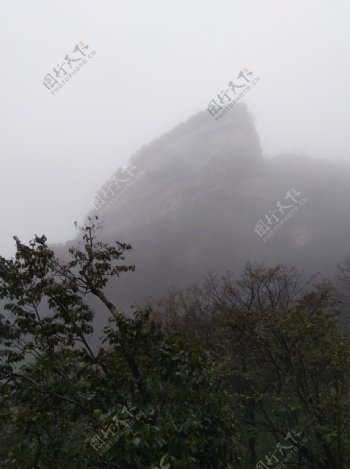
[57,103,350,320]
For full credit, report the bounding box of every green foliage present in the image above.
[0,219,239,468]
[0,222,350,468]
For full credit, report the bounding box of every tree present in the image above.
[0,218,240,468]
[149,263,350,468]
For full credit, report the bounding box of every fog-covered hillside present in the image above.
[54,103,350,318]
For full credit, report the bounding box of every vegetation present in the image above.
[0,218,350,468]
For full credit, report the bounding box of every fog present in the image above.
[1,0,350,258]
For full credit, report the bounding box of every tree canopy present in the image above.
[0,219,349,468]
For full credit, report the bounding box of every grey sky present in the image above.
[1,0,349,257]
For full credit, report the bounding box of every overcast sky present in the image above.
[1,0,349,257]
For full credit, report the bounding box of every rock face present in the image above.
[61,102,350,317]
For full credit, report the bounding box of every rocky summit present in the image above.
[56,103,350,315]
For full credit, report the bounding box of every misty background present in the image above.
[1,0,350,258]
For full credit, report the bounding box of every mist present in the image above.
[1,0,350,258]
[3,2,350,466]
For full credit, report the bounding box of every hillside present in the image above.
[54,103,350,317]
